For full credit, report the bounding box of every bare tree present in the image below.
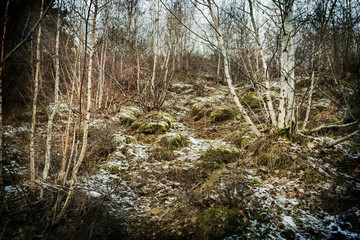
[41,0,62,198]
[29,0,44,192]
[206,0,261,137]
[56,0,98,223]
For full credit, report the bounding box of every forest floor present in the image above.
[2,78,360,239]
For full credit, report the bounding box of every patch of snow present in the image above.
[282,215,297,228]
[89,191,101,198]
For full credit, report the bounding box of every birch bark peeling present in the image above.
[207,0,261,137]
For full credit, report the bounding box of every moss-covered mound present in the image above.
[196,205,243,240]
[226,131,252,149]
[131,111,174,134]
[242,93,261,109]
[115,106,143,125]
[158,134,190,150]
[200,148,240,172]
[209,108,234,123]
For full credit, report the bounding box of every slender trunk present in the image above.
[150,54,157,101]
[98,19,108,109]
[248,0,276,127]
[216,50,221,82]
[150,1,159,101]
[56,0,98,223]
[207,0,260,137]
[302,44,316,130]
[58,43,77,185]
[0,0,10,212]
[136,48,140,94]
[29,0,44,192]
[41,3,61,197]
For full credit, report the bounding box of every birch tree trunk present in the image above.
[248,0,277,128]
[277,0,295,129]
[56,0,98,223]
[98,12,108,109]
[207,0,261,137]
[41,2,61,197]
[302,44,316,130]
[150,0,160,101]
[29,0,44,192]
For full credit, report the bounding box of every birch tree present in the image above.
[41,0,61,198]
[56,0,98,223]
[29,0,44,192]
[248,0,277,128]
[277,0,296,130]
[206,0,261,137]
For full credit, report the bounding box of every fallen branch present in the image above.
[327,130,359,147]
[309,120,359,133]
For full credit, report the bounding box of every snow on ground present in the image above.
[3,81,360,239]
[71,82,360,238]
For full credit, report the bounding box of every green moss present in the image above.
[209,108,234,123]
[114,134,137,145]
[243,95,261,109]
[196,206,243,240]
[159,112,174,125]
[276,128,304,143]
[190,104,209,121]
[158,135,189,150]
[343,141,360,152]
[247,178,265,187]
[234,136,251,149]
[131,111,174,134]
[139,122,169,134]
[116,107,142,125]
[200,148,240,172]
[131,120,144,129]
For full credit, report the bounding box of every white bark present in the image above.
[42,3,61,192]
[29,0,44,191]
[248,0,277,127]
[207,0,261,137]
[98,12,108,109]
[302,44,316,130]
[150,1,160,100]
[278,0,295,129]
[56,0,98,223]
